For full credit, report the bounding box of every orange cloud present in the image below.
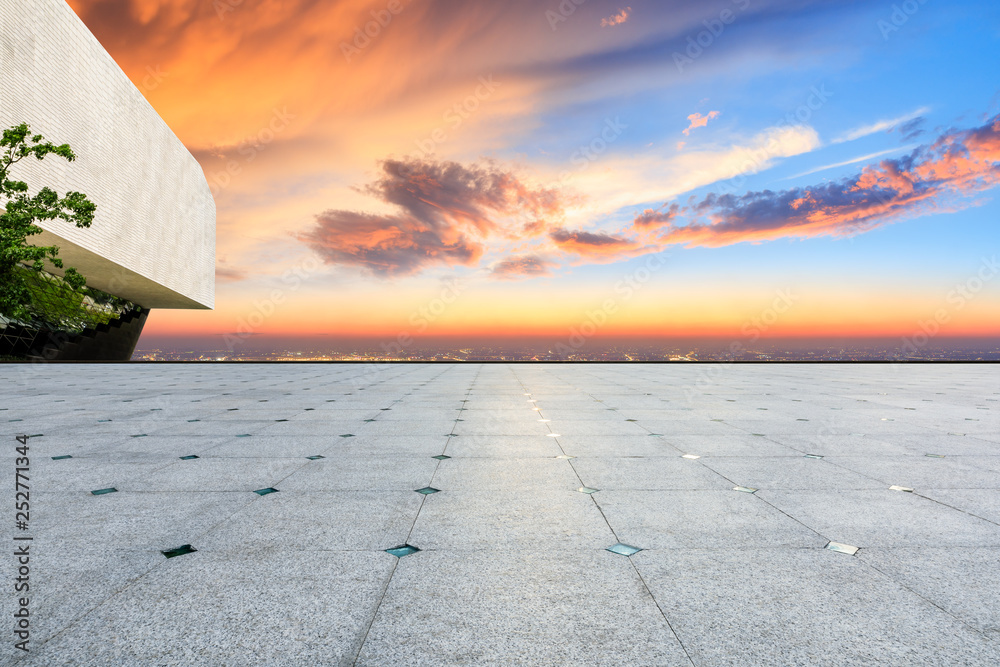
[549,228,640,259]
[601,7,632,27]
[683,110,720,136]
[660,114,1000,247]
[633,203,681,228]
[490,255,556,279]
[300,158,565,276]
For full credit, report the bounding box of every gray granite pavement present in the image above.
[1,363,998,665]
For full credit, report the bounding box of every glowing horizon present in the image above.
[66,0,1000,347]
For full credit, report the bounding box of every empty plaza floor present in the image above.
[1,362,999,665]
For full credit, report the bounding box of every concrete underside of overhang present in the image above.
[30,229,211,310]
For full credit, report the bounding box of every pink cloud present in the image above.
[683,111,721,136]
[658,114,1000,247]
[601,7,632,27]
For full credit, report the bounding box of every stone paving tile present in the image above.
[279,455,440,491]
[2,363,998,664]
[196,491,421,553]
[859,547,1000,637]
[15,552,392,666]
[701,456,888,490]
[635,548,1000,665]
[409,489,616,550]
[918,487,1000,524]
[826,455,1000,489]
[572,456,733,490]
[125,458,308,492]
[596,489,827,549]
[760,489,1000,547]
[357,550,691,666]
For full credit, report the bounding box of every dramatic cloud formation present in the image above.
[601,7,632,27]
[658,115,1000,247]
[683,111,720,136]
[301,159,564,277]
[634,203,681,228]
[491,255,556,279]
[549,228,640,258]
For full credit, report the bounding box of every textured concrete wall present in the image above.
[0,0,214,309]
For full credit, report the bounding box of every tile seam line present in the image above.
[13,364,430,660]
[353,363,483,665]
[911,492,1000,528]
[535,367,696,665]
[628,560,697,667]
[860,558,994,639]
[11,483,270,658]
[696,461,835,545]
[347,558,399,666]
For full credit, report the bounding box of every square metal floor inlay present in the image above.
[606,543,642,556]
[179,455,199,460]
[306,455,325,460]
[51,455,72,460]
[432,455,451,460]
[577,486,599,494]
[889,485,914,492]
[682,454,701,459]
[733,486,758,494]
[804,454,824,459]
[826,541,859,555]
[415,487,440,495]
[91,488,117,495]
[386,544,420,558]
[162,544,197,558]
[254,487,279,496]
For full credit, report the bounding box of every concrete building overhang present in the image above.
[0,0,215,310]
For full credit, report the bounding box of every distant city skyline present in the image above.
[133,336,1000,363]
[68,0,1000,351]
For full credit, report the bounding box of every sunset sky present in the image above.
[67,0,1000,345]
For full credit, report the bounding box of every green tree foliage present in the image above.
[1,123,96,321]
